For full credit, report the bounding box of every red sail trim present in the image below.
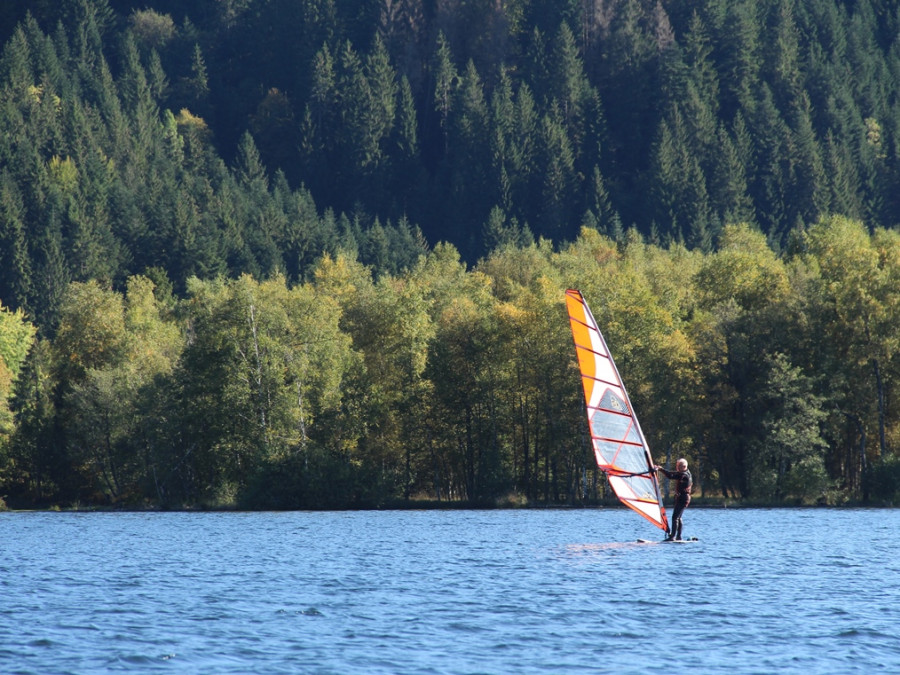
[581,374,622,390]
[572,341,603,356]
[586,404,633,419]
[590,436,643,448]
[570,317,594,333]
[572,343,607,361]
[614,490,671,529]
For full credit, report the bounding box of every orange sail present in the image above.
[565,289,668,532]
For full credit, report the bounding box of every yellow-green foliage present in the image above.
[47,156,78,194]
[0,302,36,436]
[5,216,900,507]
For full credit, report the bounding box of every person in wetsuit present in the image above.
[654,458,692,541]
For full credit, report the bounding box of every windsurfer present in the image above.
[655,459,692,541]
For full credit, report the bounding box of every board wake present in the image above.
[636,537,699,544]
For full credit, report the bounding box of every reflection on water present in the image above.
[2,508,899,674]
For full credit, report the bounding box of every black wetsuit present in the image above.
[660,468,692,540]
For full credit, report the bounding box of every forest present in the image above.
[0,0,898,508]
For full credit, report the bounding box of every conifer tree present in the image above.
[334,39,386,207]
[449,60,491,256]
[548,23,586,132]
[651,104,713,247]
[360,34,399,212]
[718,0,761,119]
[301,44,337,199]
[682,11,719,114]
[510,83,539,223]
[187,43,209,104]
[30,204,70,331]
[389,75,421,217]
[0,171,34,312]
[747,84,790,242]
[784,93,828,228]
[602,0,657,163]
[708,123,754,226]
[431,32,458,157]
[5,338,59,503]
[235,131,269,194]
[488,70,515,212]
[767,0,803,111]
[537,108,577,241]
[365,34,398,157]
[118,34,159,164]
[823,130,862,219]
[583,165,620,239]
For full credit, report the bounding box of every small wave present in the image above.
[117,653,156,665]
[837,628,890,639]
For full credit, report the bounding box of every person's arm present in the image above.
[654,465,677,479]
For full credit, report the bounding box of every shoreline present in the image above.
[2,498,894,513]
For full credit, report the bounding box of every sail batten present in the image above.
[587,406,635,419]
[592,437,642,447]
[566,289,669,533]
[580,372,620,387]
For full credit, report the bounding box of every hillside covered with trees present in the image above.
[0,0,898,508]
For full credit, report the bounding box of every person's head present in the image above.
[676,458,688,471]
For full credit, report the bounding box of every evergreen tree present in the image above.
[5,339,60,503]
[766,0,804,112]
[583,165,620,238]
[651,104,713,248]
[365,34,398,156]
[682,11,719,114]
[784,93,828,228]
[548,23,587,135]
[0,26,34,97]
[716,0,761,118]
[186,43,210,106]
[823,130,863,219]
[448,60,491,257]
[301,43,337,200]
[747,84,790,243]
[431,32,458,159]
[360,34,399,211]
[537,108,577,241]
[388,75,421,217]
[0,171,34,312]
[708,123,754,226]
[30,207,70,332]
[235,131,268,193]
[601,0,658,165]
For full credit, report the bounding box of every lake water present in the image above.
[2,508,898,674]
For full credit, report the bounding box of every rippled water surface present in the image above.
[2,508,899,673]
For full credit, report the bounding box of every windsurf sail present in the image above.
[565,289,668,532]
